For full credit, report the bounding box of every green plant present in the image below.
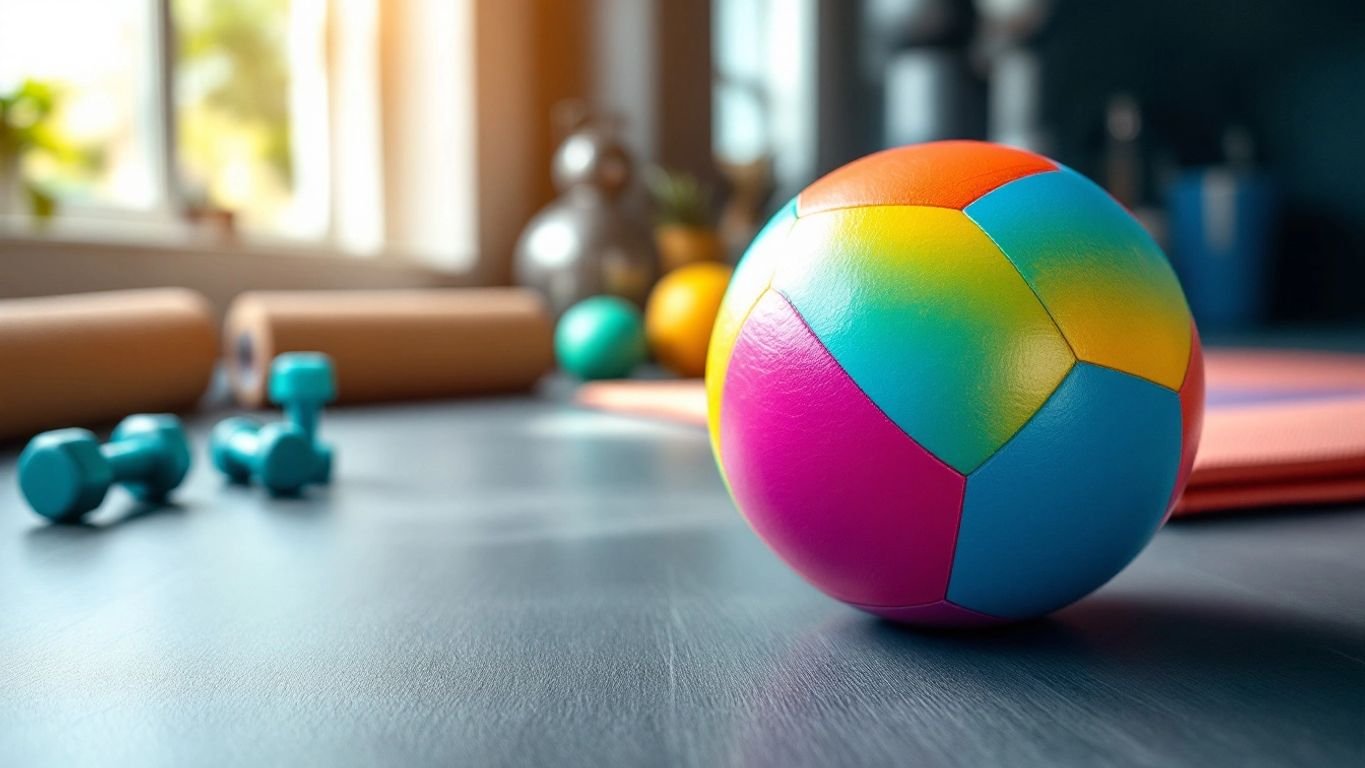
[0,79,97,221]
[646,167,712,229]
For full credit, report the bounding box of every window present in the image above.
[174,0,329,238]
[0,0,163,211]
[712,0,817,200]
[0,0,477,268]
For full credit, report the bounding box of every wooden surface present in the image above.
[0,391,1362,766]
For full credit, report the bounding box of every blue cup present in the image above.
[1168,169,1277,333]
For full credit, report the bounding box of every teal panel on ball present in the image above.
[947,363,1182,619]
[770,205,1074,473]
[964,167,1192,391]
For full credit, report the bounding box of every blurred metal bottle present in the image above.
[514,105,656,318]
[872,0,985,146]
[978,0,1053,153]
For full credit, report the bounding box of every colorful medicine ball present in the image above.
[705,141,1204,626]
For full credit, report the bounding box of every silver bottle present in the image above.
[514,111,656,317]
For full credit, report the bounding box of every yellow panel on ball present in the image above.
[965,169,1192,390]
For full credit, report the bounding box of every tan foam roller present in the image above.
[0,288,218,440]
[225,289,554,407]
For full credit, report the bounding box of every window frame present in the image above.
[0,1,591,290]
[2,0,530,277]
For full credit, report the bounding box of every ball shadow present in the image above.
[730,593,1365,764]
[862,592,1365,690]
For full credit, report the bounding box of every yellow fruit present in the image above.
[645,262,733,377]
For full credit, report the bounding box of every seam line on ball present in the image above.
[771,221,1077,476]
[939,489,969,601]
[717,288,774,421]
[771,287,964,480]
[713,216,800,467]
[1072,358,1179,394]
[799,201,970,217]
[963,358,1077,477]
[965,361,1177,491]
[964,181,1191,393]
[846,598,998,618]
[962,207,1078,365]
[796,167,1055,218]
[1175,321,1198,392]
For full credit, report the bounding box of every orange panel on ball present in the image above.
[797,140,1057,216]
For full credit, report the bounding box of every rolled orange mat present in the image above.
[0,288,218,440]
[574,348,1365,516]
[225,289,554,407]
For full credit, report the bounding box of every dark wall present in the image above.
[823,0,1365,324]
[1037,0,1365,323]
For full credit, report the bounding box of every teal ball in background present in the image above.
[556,296,647,380]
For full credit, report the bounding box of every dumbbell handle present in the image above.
[102,438,159,480]
[283,401,320,442]
[221,427,265,467]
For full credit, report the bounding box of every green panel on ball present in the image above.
[772,205,1075,473]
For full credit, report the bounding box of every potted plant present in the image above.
[646,167,723,274]
[0,80,91,225]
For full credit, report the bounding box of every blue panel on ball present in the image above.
[946,363,1182,619]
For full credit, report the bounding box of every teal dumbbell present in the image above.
[268,352,336,483]
[209,418,316,496]
[18,414,191,523]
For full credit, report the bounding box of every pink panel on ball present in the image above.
[1168,323,1206,518]
[720,290,966,608]
[852,600,1005,628]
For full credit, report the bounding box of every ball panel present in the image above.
[772,205,1075,473]
[797,140,1057,215]
[851,600,1005,627]
[1168,323,1206,519]
[720,289,966,608]
[965,168,1192,390]
[706,198,799,467]
[948,364,1182,619]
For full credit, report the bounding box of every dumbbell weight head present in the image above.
[209,417,316,496]
[268,353,337,409]
[312,442,333,484]
[210,417,256,483]
[18,429,113,522]
[109,414,192,503]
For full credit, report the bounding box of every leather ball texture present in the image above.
[705,141,1205,626]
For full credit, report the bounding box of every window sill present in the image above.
[0,220,478,315]
[0,212,476,267]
